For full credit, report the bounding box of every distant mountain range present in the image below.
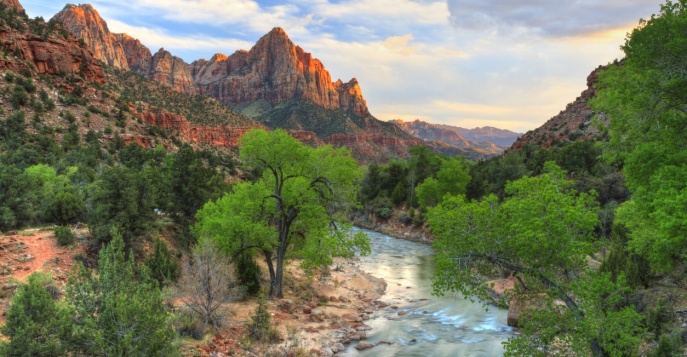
[390,119,521,156]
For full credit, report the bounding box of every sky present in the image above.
[21,0,664,132]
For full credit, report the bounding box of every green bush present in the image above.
[1,273,73,356]
[647,299,675,341]
[247,293,280,342]
[54,226,74,246]
[652,333,683,357]
[171,311,205,340]
[146,238,180,285]
[236,252,261,297]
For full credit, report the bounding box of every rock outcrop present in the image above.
[192,27,369,115]
[148,48,197,94]
[0,0,23,11]
[113,33,152,76]
[137,112,257,147]
[510,65,611,150]
[0,25,104,83]
[53,4,129,69]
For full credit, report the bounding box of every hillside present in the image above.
[509,65,611,150]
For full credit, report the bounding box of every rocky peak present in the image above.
[53,3,129,69]
[193,27,370,116]
[0,0,23,11]
[149,48,197,94]
[113,33,152,76]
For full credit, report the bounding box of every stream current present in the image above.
[340,227,513,357]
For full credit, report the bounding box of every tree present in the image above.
[147,238,180,285]
[428,162,643,355]
[590,0,687,272]
[416,157,470,209]
[87,166,157,246]
[194,129,370,298]
[1,273,73,356]
[66,230,178,356]
[177,239,236,326]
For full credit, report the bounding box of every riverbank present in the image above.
[350,210,432,244]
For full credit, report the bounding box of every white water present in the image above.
[339,228,513,357]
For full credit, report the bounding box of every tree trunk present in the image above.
[272,253,284,298]
[263,250,276,297]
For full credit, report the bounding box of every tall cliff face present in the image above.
[53,4,129,70]
[192,28,369,115]
[113,33,152,76]
[149,48,197,95]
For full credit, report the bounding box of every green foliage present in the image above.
[146,238,180,285]
[87,166,158,246]
[646,299,675,341]
[194,129,369,298]
[416,156,470,209]
[652,333,683,357]
[66,231,178,356]
[429,162,644,355]
[590,0,687,272]
[54,226,74,246]
[247,293,280,342]
[236,252,261,297]
[1,273,73,357]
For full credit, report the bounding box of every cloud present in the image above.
[447,0,661,38]
[106,20,255,59]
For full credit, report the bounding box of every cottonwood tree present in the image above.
[428,162,643,356]
[591,0,687,272]
[177,239,237,326]
[194,129,369,298]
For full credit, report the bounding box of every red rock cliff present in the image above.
[53,4,129,70]
[0,24,104,83]
[148,48,197,95]
[0,0,23,11]
[138,112,256,147]
[193,27,369,115]
[114,33,152,76]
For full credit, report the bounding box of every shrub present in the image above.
[146,238,180,285]
[54,226,74,246]
[1,273,72,356]
[236,252,261,297]
[247,293,280,342]
[171,311,205,340]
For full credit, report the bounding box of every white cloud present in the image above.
[106,20,254,55]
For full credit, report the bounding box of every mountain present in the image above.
[390,119,520,157]
[509,65,610,150]
[52,5,428,163]
[446,126,521,147]
[190,28,369,115]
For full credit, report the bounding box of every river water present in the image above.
[340,227,513,357]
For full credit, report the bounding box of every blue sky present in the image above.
[21,0,663,132]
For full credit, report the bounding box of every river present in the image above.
[340,227,513,357]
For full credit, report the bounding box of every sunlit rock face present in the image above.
[53,4,129,70]
[192,27,369,115]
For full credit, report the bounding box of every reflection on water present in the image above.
[340,228,512,357]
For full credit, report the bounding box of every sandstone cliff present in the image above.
[192,28,369,115]
[113,33,152,76]
[510,65,610,150]
[148,48,197,94]
[0,0,22,11]
[53,4,129,69]
[0,22,104,83]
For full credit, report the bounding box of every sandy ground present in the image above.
[180,256,389,356]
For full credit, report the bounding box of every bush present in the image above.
[146,238,180,285]
[54,226,74,246]
[171,311,205,340]
[652,333,683,357]
[247,293,280,342]
[1,273,72,356]
[236,252,261,297]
